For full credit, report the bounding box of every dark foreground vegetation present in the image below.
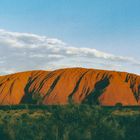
[0,104,140,140]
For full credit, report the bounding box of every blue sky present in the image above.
[0,0,140,74]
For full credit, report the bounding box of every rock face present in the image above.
[0,68,140,106]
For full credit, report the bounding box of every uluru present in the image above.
[0,68,140,106]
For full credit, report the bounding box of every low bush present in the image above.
[0,104,139,140]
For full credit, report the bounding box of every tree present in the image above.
[32,92,43,105]
[115,103,123,107]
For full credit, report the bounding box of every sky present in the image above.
[0,0,140,75]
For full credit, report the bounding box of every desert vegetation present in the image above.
[0,104,139,140]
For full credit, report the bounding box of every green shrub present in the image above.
[0,105,139,140]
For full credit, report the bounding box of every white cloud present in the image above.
[0,29,139,75]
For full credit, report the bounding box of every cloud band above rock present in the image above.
[0,29,139,75]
